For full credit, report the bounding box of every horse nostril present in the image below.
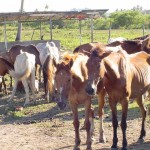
[86,87,95,95]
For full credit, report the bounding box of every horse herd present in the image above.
[0,34,150,150]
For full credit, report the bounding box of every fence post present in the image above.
[50,19,53,40]
[4,17,7,51]
[90,17,94,42]
[108,22,112,43]
[142,24,145,36]
[79,19,82,45]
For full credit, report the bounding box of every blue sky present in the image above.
[0,0,149,13]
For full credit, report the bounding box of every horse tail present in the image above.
[0,56,14,70]
[9,59,31,80]
[43,55,54,95]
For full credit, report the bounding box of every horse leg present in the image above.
[10,76,13,88]
[38,66,42,83]
[120,98,128,150]
[89,107,95,137]
[29,70,36,105]
[42,69,49,102]
[22,80,30,106]
[2,77,8,94]
[8,78,18,102]
[84,101,92,150]
[97,88,106,143]
[136,95,147,142]
[109,98,118,150]
[0,77,2,92]
[71,104,81,150]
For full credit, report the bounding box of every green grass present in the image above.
[0,25,149,51]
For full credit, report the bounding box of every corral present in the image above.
[0,10,150,150]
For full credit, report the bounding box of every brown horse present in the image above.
[132,34,150,40]
[85,49,150,150]
[54,52,95,150]
[0,56,14,94]
[73,42,106,54]
[106,36,150,54]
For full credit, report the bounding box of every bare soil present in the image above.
[0,86,150,150]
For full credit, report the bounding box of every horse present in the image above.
[8,51,36,106]
[8,44,41,77]
[132,34,150,40]
[0,56,14,94]
[36,42,59,102]
[54,52,95,150]
[85,49,150,150]
[73,42,106,54]
[0,45,41,91]
[106,36,150,54]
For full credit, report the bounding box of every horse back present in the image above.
[8,44,40,65]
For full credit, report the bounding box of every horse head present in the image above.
[85,49,111,96]
[141,37,150,53]
[54,53,73,110]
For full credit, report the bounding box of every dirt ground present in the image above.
[0,86,150,150]
[0,114,150,150]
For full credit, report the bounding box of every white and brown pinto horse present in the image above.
[36,42,59,102]
[85,49,150,150]
[0,44,41,90]
[8,51,36,106]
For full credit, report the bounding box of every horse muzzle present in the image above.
[57,101,67,110]
[85,86,96,96]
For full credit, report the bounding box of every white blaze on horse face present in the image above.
[59,87,63,102]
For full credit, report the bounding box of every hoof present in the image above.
[86,145,92,150]
[73,146,80,150]
[91,136,96,142]
[121,148,127,150]
[111,147,118,150]
[24,102,30,107]
[137,138,144,144]
[99,137,107,143]
[111,148,118,150]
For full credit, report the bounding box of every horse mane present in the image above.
[133,34,150,40]
[0,56,14,70]
[91,48,112,59]
[124,40,142,45]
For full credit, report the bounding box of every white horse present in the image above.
[9,51,36,106]
[36,42,59,102]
